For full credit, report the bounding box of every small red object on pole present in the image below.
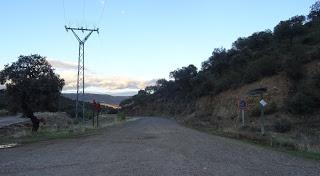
[92,99,96,127]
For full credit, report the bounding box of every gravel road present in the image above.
[0,114,27,128]
[0,117,319,176]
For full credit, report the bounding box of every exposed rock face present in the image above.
[192,74,290,129]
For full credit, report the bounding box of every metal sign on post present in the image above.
[239,100,247,110]
[247,87,268,135]
[260,99,267,107]
[92,99,101,128]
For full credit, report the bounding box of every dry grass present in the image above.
[0,112,138,146]
[190,124,320,160]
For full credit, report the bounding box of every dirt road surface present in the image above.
[0,114,27,128]
[0,117,319,176]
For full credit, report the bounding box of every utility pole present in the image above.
[65,26,99,123]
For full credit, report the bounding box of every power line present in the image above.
[62,0,106,28]
[82,0,86,24]
[97,0,107,27]
[62,0,67,24]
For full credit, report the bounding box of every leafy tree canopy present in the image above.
[274,15,306,44]
[0,55,65,131]
[308,1,320,22]
[121,1,320,116]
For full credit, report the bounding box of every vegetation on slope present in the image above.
[63,93,129,106]
[121,1,320,116]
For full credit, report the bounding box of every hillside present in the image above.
[121,10,320,117]
[63,93,130,106]
[120,5,320,153]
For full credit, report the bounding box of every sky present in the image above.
[0,0,316,96]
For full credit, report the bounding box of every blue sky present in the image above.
[0,0,316,95]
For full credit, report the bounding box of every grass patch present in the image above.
[0,127,100,146]
[0,116,141,147]
[285,150,320,160]
[117,112,126,121]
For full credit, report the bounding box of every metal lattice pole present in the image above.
[65,26,99,123]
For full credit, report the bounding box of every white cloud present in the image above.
[48,59,157,94]
[48,59,78,70]
[1,59,157,95]
[60,71,155,91]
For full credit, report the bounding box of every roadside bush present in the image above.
[84,111,93,120]
[0,90,8,109]
[244,56,280,83]
[264,102,278,115]
[302,30,320,46]
[310,47,320,60]
[250,101,278,117]
[0,109,9,116]
[283,57,304,81]
[274,118,292,133]
[302,35,320,46]
[287,92,318,114]
[117,112,126,121]
[73,118,80,125]
[0,103,6,110]
[286,69,320,115]
[107,108,119,114]
[250,104,261,117]
[214,71,241,94]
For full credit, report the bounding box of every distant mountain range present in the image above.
[62,93,130,106]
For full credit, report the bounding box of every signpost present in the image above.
[247,87,268,135]
[259,99,267,135]
[92,99,101,128]
[239,99,247,126]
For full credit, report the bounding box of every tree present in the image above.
[154,79,177,97]
[169,65,197,91]
[274,15,306,46]
[308,1,320,23]
[170,65,197,81]
[232,30,273,51]
[145,85,158,95]
[0,55,65,131]
[156,79,169,89]
[201,48,230,76]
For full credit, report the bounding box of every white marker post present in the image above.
[259,99,267,135]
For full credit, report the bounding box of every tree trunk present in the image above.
[30,116,40,132]
[25,111,40,132]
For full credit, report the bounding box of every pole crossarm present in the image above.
[65,26,99,44]
[83,31,94,43]
[70,29,82,43]
[65,26,99,33]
